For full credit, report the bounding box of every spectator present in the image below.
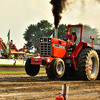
[0,49,2,57]
[1,49,3,55]
[0,49,3,57]
[10,54,14,59]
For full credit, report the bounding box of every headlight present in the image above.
[48,38,52,42]
[68,54,71,57]
[40,38,43,42]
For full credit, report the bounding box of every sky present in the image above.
[0,0,100,49]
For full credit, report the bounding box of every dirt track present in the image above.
[0,73,100,100]
[0,67,45,71]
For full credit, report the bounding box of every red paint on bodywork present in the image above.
[31,58,42,65]
[51,38,67,58]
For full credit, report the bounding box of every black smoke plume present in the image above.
[50,0,67,28]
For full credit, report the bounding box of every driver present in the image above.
[65,30,75,50]
[65,30,74,43]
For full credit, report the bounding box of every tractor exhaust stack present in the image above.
[55,28,58,38]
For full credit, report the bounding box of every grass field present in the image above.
[0,64,25,67]
[0,64,45,74]
[0,64,45,67]
[0,70,46,74]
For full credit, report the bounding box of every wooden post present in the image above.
[63,84,66,100]
[63,84,69,100]
[63,84,66,96]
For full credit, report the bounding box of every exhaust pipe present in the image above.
[55,28,58,38]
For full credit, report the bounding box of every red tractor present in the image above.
[25,25,100,80]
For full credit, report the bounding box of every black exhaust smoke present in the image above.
[50,0,67,28]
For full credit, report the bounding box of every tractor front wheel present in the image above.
[46,58,65,79]
[25,58,40,76]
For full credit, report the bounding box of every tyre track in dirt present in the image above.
[0,74,100,100]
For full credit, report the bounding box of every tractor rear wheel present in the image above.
[46,58,65,79]
[25,58,40,76]
[77,48,99,80]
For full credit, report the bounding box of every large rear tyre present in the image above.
[77,48,99,80]
[46,58,65,79]
[25,58,40,76]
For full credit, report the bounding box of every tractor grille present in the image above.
[40,43,51,56]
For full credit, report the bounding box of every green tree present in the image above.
[23,24,38,50]
[83,25,99,44]
[58,24,67,39]
[23,20,54,52]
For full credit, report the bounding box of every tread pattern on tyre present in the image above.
[98,55,100,77]
[77,48,99,80]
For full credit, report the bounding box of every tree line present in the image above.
[23,20,99,53]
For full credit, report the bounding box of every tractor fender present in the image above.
[71,42,93,70]
[74,42,93,57]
